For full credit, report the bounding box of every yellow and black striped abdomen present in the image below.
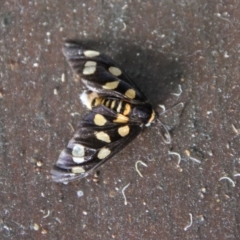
[93,96,155,125]
[81,91,155,125]
[92,97,131,116]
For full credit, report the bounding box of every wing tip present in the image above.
[62,39,85,60]
[51,165,85,183]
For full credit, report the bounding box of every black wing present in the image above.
[62,40,148,103]
[51,106,141,183]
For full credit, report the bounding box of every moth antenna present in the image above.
[158,102,184,116]
[156,118,172,144]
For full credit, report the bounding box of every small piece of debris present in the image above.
[61,73,65,82]
[185,150,190,157]
[135,160,148,177]
[53,88,58,95]
[196,215,205,223]
[168,151,181,165]
[41,229,47,235]
[68,123,75,132]
[184,213,193,231]
[92,172,99,183]
[76,190,84,198]
[158,104,166,112]
[43,210,50,218]
[32,223,39,231]
[121,22,127,31]
[36,161,43,167]
[172,84,182,97]
[184,150,201,164]
[122,183,130,205]
[232,124,240,135]
[219,176,235,187]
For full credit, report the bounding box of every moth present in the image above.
[51,40,173,183]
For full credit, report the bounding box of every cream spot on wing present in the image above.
[84,50,100,57]
[95,131,111,143]
[83,61,97,75]
[102,81,119,90]
[97,147,111,159]
[72,144,85,163]
[85,61,97,67]
[123,103,131,115]
[72,166,86,173]
[94,114,107,126]
[108,66,122,76]
[118,125,130,137]
[125,89,136,99]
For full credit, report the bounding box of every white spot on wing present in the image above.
[84,50,100,57]
[72,166,86,173]
[83,61,97,75]
[72,144,85,163]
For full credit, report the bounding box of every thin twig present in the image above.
[61,73,65,82]
[43,210,50,219]
[122,183,130,205]
[135,161,148,177]
[188,156,201,164]
[185,150,201,164]
[184,213,193,231]
[168,151,182,165]
[68,123,75,132]
[172,85,182,97]
[121,22,127,31]
[219,177,235,187]
[158,104,166,112]
[232,124,240,135]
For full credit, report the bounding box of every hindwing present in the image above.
[51,106,141,182]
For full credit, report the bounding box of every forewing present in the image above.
[51,106,141,183]
[62,40,147,103]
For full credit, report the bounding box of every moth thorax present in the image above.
[130,104,154,124]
